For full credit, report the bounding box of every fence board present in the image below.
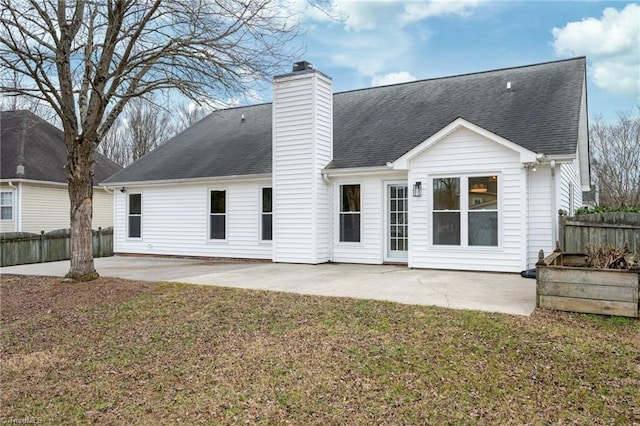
[560,213,640,254]
[539,295,637,318]
[1,227,113,267]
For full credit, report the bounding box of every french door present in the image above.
[386,183,408,262]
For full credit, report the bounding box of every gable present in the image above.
[392,118,538,170]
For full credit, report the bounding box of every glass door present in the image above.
[387,183,408,261]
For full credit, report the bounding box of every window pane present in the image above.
[210,215,225,239]
[340,214,360,242]
[210,190,225,214]
[262,213,272,241]
[129,194,141,215]
[433,178,460,210]
[469,212,498,246]
[433,212,460,245]
[469,176,498,210]
[1,206,12,220]
[341,185,360,212]
[0,192,12,205]
[262,188,272,213]
[128,216,141,238]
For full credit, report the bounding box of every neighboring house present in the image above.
[582,184,599,208]
[1,110,121,233]
[103,57,589,273]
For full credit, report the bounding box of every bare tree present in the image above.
[124,96,172,163]
[173,103,211,134]
[97,117,129,167]
[590,107,640,208]
[0,0,306,279]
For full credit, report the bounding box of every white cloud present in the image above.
[371,71,417,86]
[399,0,488,26]
[552,3,640,98]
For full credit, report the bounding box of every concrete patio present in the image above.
[1,256,537,316]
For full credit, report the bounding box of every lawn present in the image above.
[1,275,638,424]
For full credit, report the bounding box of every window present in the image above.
[1,191,13,220]
[210,190,226,240]
[432,176,499,247]
[433,178,460,245]
[339,184,361,242]
[128,193,141,238]
[261,187,272,241]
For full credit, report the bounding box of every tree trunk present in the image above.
[65,135,99,281]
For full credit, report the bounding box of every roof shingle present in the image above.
[104,57,586,184]
[1,110,122,183]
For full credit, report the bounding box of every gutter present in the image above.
[7,181,21,231]
[102,173,272,188]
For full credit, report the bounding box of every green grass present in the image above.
[1,277,639,425]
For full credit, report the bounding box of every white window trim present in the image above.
[336,182,363,245]
[429,173,502,250]
[127,192,142,240]
[259,186,273,243]
[208,187,228,242]
[0,190,14,221]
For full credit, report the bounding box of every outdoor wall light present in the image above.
[120,187,126,193]
[413,181,422,197]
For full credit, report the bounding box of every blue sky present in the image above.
[256,1,639,121]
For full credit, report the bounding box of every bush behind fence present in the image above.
[1,227,113,267]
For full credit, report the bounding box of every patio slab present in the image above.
[1,256,536,316]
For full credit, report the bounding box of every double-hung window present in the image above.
[261,187,272,241]
[433,176,499,247]
[210,190,226,240]
[1,191,13,220]
[339,184,361,243]
[128,193,142,238]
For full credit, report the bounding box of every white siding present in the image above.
[114,180,272,259]
[408,127,526,273]
[528,166,553,267]
[272,70,332,263]
[331,176,386,264]
[560,161,582,215]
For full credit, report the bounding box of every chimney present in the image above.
[272,62,333,264]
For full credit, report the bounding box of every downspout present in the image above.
[550,159,557,246]
[7,181,20,232]
[322,171,333,262]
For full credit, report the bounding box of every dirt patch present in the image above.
[0,275,155,322]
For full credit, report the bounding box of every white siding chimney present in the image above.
[272,62,333,263]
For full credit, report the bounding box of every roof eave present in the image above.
[101,173,272,188]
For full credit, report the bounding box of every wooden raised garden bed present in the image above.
[536,248,640,318]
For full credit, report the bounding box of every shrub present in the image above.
[575,206,640,215]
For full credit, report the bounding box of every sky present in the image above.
[254,0,639,122]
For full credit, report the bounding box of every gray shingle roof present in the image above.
[1,110,122,183]
[104,57,586,184]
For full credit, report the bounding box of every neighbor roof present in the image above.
[104,57,586,184]
[1,110,121,183]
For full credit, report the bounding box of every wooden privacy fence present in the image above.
[1,227,113,267]
[558,212,640,254]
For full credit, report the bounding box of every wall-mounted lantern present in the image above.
[413,181,422,197]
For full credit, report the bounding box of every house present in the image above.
[102,57,589,273]
[0,110,121,233]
